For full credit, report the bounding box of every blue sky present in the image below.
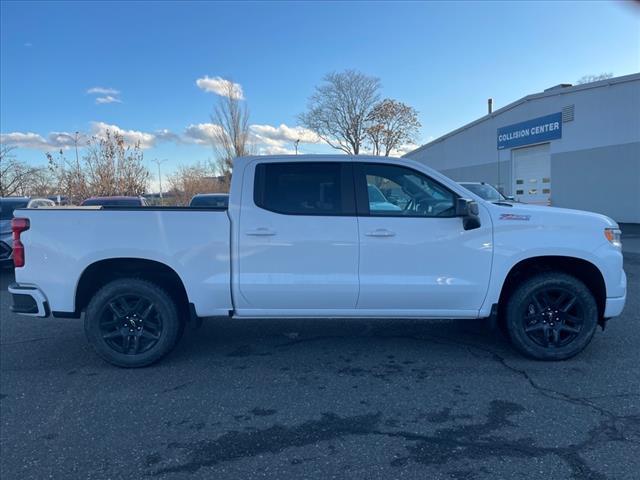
[1,1,639,189]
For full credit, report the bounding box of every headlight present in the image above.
[604,228,622,248]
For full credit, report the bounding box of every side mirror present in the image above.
[506,195,515,201]
[456,198,481,230]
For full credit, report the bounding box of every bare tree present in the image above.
[576,73,613,84]
[0,146,37,196]
[167,162,226,206]
[47,130,150,203]
[210,81,252,181]
[27,167,57,197]
[365,99,421,156]
[0,146,60,198]
[47,149,89,205]
[299,70,381,155]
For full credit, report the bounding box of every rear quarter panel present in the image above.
[14,209,232,317]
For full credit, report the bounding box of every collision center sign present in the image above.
[497,112,562,150]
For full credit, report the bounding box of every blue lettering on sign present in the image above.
[497,112,562,150]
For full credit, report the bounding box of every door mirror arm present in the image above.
[456,198,481,231]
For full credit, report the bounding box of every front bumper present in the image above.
[604,270,627,318]
[604,294,626,318]
[8,283,50,317]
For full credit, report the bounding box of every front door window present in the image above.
[358,163,456,217]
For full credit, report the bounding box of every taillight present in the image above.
[11,217,30,268]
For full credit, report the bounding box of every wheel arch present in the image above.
[497,255,607,321]
[72,258,191,320]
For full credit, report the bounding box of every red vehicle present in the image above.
[80,196,148,207]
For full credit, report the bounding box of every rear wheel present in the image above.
[505,272,598,360]
[84,278,182,367]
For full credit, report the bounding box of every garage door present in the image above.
[512,143,551,205]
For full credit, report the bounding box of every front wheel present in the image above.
[505,272,599,360]
[84,278,182,367]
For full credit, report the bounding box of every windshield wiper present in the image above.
[492,201,514,207]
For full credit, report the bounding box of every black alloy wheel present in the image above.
[505,272,598,360]
[522,287,583,348]
[99,294,163,355]
[85,278,182,367]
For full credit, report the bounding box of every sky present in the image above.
[1,0,639,191]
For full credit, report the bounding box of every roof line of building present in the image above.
[406,72,640,156]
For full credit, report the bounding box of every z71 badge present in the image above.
[500,213,531,221]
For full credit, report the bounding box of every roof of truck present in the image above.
[234,154,402,166]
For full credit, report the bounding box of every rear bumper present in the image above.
[8,283,50,317]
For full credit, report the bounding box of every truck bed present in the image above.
[13,207,232,317]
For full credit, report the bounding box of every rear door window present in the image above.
[254,162,355,216]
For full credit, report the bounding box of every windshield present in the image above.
[0,199,30,220]
[461,183,505,202]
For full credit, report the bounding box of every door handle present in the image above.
[245,227,276,236]
[365,229,396,237]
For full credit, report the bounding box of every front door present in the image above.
[354,162,493,316]
[236,161,359,313]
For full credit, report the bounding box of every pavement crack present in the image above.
[150,412,382,476]
[147,401,632,480]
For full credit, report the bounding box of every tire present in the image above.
[84,278,182,368]
[505,272,598,361]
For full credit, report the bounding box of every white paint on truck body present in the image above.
[13,154,626,321]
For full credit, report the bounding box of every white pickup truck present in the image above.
[9,155,626,367]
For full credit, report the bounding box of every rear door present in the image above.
[235,160,359,314]
[354,162,493,317]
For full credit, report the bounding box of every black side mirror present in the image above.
[456,198,481,230]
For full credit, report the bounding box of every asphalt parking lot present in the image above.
[1,231,638,480]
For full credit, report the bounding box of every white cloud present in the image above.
[95,95,121,104]
[392,143,420,157]
[250,124,320,144]
[46,131,84,148]
[2,123,173,151]
[154,129,182,143]
[2,121,323,156]
[90,122,156,149]
[87,86,120,95]
[1,132,49,150]
[0,131,85,151]
[183,123,224,145]
[249,123,322,155]
[87,87,122,104]
[258,144,297,156]
[195,76,244,99]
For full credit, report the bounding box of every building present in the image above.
[404,73,640,223]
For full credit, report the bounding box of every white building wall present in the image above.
[405,74,640,223]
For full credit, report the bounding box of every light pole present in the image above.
[74,131,80,165]
[294,139,300,155]
[152,158,167,205]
